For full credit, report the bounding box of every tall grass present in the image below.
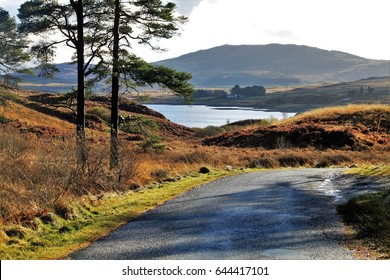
[337,190,390,256]
[0,126,139,223]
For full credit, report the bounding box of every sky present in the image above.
[1,0,390,62]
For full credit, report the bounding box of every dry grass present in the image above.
[278,104,390,126]
[1,86,390,259]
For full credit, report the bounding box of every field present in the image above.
[0,84,389,259]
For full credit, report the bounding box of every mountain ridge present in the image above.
[154,44,390,87]
[14,44,390,91]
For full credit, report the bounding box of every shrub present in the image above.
[315,153,353,167]
[249,157,279,169]
[194,126,226,138]
[86,107,111,124]
[277,153,313,167]
[151,168,169,181]
[171,151,210,164]
[337,190,390,253]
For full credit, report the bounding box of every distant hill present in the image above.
[14,44,390,91]
[154,44,390,87]
[15,63,107,93]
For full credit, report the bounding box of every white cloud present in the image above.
[141,0,390,61]
[2,0,389,62]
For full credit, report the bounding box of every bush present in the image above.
[249,157,279,169]
[277,153,313,167]
[151,168,169,181]
[171,151,210,164]
[194,126,226,138]
[337,190,390,253]
[86,107,111,124]
[315,153,353,168]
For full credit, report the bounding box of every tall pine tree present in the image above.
[18,0,109,165]
[0,8,29,85]
[106,0,194,169]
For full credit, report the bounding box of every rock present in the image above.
[199,166,211,174]
[5,228,26,239]
[129,183,141,191]
[59,226,72,233]
[225,165,233,171]
[40,212,59,225]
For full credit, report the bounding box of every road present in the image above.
[70,168,357,260]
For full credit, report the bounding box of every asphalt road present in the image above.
[70,168,356,260]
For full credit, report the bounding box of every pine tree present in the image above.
[18,0,109,165]
[0,8,29,85]
[106,0,194,169]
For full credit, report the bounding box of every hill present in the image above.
[203,105,390,152]
[1,85,390,259]
[15,63,78,93]
[13,44,390,92]
[155,44,390,87]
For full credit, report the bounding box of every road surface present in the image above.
[70,168,357,260]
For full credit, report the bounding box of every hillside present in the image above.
[0,85,194,139]
[1,85,390,259]
[13,44,390,92]
[155,44,390,87]
[204,105,390,152]
[146,76,390,112]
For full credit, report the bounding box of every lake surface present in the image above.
[145,104,295,128]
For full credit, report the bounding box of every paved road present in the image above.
[70,169,356,260]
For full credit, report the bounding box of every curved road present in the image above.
[70,169,355,260]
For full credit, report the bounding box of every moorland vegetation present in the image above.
[0,84,389,259]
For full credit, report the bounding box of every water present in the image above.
[144,104,295,128]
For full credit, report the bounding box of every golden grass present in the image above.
[278,104,390,125]
[1,86,390,259]
[0,168,244,259]
[2,101,74,132]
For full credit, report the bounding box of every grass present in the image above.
[1,85,390,259]
[338,165,390,257]
[337,189,390,257]
[346,164,390,177]
[0,168,245,259]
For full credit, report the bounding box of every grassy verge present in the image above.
[337,165,390,257]
[0,168,247,260]
[345,164,390,177]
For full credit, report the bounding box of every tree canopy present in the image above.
[17,0,194,170]
[0,8,30,85]
[231,85,266,97]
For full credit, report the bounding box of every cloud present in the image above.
[263,30,295,40]
[172,0,203,15]
[0,0,25,15]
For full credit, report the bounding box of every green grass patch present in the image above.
[337,189,390,255]
[0,168,247,260]
[338,164,390,257]
[86,106,111,124]
[346,165,390,177]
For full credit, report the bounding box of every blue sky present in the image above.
[1,0,389,62]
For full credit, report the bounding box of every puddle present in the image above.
[318,178,343,202]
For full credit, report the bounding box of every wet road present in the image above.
[70,169,355,260]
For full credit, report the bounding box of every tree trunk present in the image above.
[72,0,87,165]
[110,0,120,170]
